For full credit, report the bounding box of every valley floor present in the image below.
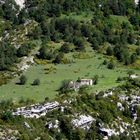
[0,47,139,102]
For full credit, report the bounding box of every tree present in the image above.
[93,75,99,85]
[19,75,27,85]
[78,85,89,94]
[107,62,115,69]
[81,24,92,37]
[41,21,51,40]
[18,8,29,24]
[90,38,99,50]
[32,79,40,86]
[59,80,72,94]
[2,111,13,121]
[53,53,64,64]
[100,110,113,123]
[130,53,137,64]
[106,46,113,56]
[103,60,108,65]
[73,37,85,51]
[0,42,17,70]
[60,43,72,53]
[59,116,73,139]
[31,25,42,39]
[17,44,31,57]
[38,46,56,60]
[136,47,140,55]
[2,0,19,23]
[127,33,135,44]
[129,15,139,26]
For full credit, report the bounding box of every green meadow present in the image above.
[0,47,134,102]
[0,14,139,102]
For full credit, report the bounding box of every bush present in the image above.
[136,47,140,55]
[17,44,32,57]
[93,75,99,85]
[53,53,64,64]
[19,75,27,85]
[102,60,107,65]
[116,77,123,82]
[60,43,72,53]
[107,62,115,69]
[1,111,13,121]
[106,46,113,56]
[100,110,113,123]
[59,80,72,94]
[32,79,40,86]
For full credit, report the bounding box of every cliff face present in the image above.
[135,0,139,5]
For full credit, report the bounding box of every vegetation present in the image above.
[0,42,17,70]
[32,79,40,86]
[1,49,136,101]
[0,0,139,101]
[0,0,140,139]
[19,75,27,85]
[0,80,140,139]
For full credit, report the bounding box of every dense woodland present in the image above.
[0,0,140,70]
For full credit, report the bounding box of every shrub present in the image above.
[93,75,99,85]
[102,60,107,65]
[59,80,72,94]
[32,79,40,86]
[136,47,140,55]
[53,53,64,64]
[19,75,27,85]
[60,43,72,53]
[116,77,123,82]
[17,44,32,57]
[107,62,115,69]
[106,46,113,56]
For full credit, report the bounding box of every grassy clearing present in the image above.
[0,46,136,102]
[61,12,93,22]
[110,15,130,24]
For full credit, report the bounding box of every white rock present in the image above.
[72,115,95,129]
[135,0,139,5]
[15,0,25,9]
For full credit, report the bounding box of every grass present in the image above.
[61,12,93,22]
[110,15,130,24]
[0,46,135,102]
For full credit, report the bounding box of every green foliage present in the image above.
[103,60,108,65]
[60,43,73,53]
[19,75,27,85]
[59,80,72,94]
[0,1,140,139]
[38,45,56,60]
[1,111,13,122]
[78,85,89,94]
[107,62,115,69]
[53,53,64,64]
[100,110,113,123]
[93,75,99,85]
[0,99,13,110]
[32,79,40,86]
[106,46,113,56]
[127,70,134,77]
[1,0,19,23]
[136,47,140,55]
[17,43,32,57]
[0,42,17,70]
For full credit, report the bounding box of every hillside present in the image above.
[0,0,140,139]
